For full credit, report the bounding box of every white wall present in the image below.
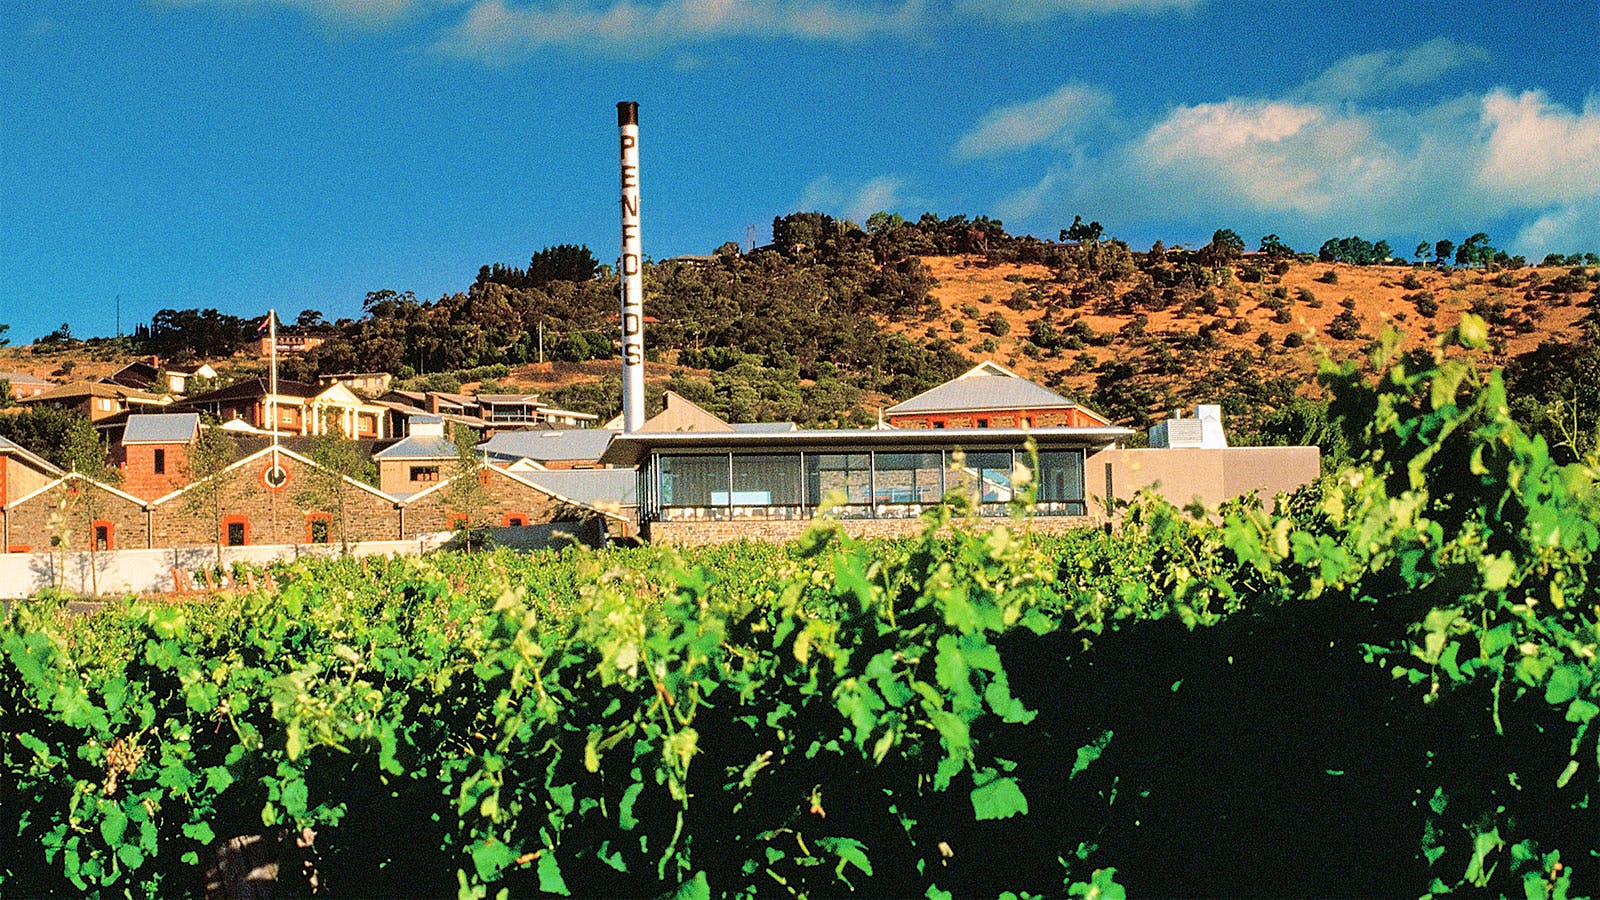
[0,537,452,599]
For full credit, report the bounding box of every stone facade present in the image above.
[2,476,149,553]
[889,408,1106,429]
[150,451,400,549]
[401,467,609,538]
[644,512,1103,546]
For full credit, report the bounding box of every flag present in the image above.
[254,312,275,338]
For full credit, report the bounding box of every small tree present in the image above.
[54,418,120,595]
[444,427,490,551]
[182,426,240,565]
[296,432,378,555]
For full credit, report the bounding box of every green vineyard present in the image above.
[4,318,1597,898]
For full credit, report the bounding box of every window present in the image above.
[976,418,989,428]
[804,453,871,513]
[91,520,114,551]
[730,454,802,515]
[153,448,166,474]
[503,513,528,527]
[306,514,332,544]
[1035,449,1087,516]
[873,452,943,511]
[448,513,470,530]
[949,450,1014,509]
[223,516,249,547]
[410,466,440,483]
[660,454,730,510]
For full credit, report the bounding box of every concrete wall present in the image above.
[0,538,453,599]
[1086,446,1321,513]
[3,454,58,507]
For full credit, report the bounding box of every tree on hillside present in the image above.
[1415,242,1433,266]
[1259,234,1294,258]
[1455,233,1495,269]
[0,323,9,347]
[181,426,240,565]
[1199,229,1245,270]
[1435,239,1455,270]
[1061,215,1104,245]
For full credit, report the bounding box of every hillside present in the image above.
[887,254,1596,432]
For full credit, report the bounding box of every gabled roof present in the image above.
[123,413,201,445]
[0,370,52,386]
[0,435,64,476]
[180,377,320,405]
[373,435,459,461]
[885,361,1093,417]
[477,428,616,464]
[515,468,638,508]
[25,381,165,404]
[9,470,149,510]
[399,463,629,522]
[150,444,395,507]
[101,360,161,389]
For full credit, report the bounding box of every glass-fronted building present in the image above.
[597,426,1131,538]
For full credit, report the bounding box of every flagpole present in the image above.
[269,309,278,463]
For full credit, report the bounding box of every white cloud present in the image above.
[995,87,1600,254]
[954,84,1113,160]
[1475,89,1600,205]
[797,174,910,224]
[432,0,923,59]
[1300,37,1489,101]
[958,0,1202,23]
[158,0,446,28]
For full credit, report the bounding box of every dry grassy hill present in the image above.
[886,255,1595,426]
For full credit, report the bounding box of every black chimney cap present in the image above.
[617,102,638,126]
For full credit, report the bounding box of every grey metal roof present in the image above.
[516,468,638,507]
[477,428,617,464]
[0,371,51,385]
[374,435,459,460]
[123,413,200,444]
[732,422,798,433]
[886,371,1081,416]
[596,424,1133,468]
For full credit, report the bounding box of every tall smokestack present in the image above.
[618,101,645,433]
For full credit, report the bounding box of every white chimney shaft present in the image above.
[618,101,645,433]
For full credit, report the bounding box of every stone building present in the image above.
[149,446,400,548]
[399,463,630,539]
[2,472,149,553]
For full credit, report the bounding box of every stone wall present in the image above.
[3,478,149,552]
[644,512,1103,546]
[400,468,603,538]
[150,453,400,549]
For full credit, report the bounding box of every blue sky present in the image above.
[3,0,1597,344]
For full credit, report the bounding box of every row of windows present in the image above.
[649,449,1086,520]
